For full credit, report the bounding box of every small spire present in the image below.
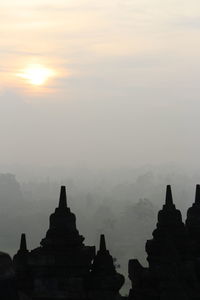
[20,233,27,252]
[99,234,107,251]
[59,186,67,208]
[165,185,174,207]
[195,184,200,204]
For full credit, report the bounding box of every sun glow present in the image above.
[17,64,55,86]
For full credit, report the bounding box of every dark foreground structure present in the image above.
[1,184,200,299]
[13,186,124,300]
[128,185,200,300]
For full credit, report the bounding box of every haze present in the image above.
[0,0,200,170]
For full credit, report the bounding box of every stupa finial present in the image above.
[195,184,200,204]
[165,185,174,207]
[99,234,107,252]
[20,233,27,252]
[59,186,67,208]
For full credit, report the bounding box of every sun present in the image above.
[17,64,55,86]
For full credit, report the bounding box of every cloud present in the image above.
[172,16,200,29]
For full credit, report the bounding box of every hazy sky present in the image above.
[0,0,200,169]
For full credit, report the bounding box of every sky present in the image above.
[0,0,200,171]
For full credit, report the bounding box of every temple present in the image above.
[1,184,200,299]
[13,186,124,300]
[128,185,200,300]
[87,234,124,300]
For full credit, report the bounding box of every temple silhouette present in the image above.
[1,184,200,299]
